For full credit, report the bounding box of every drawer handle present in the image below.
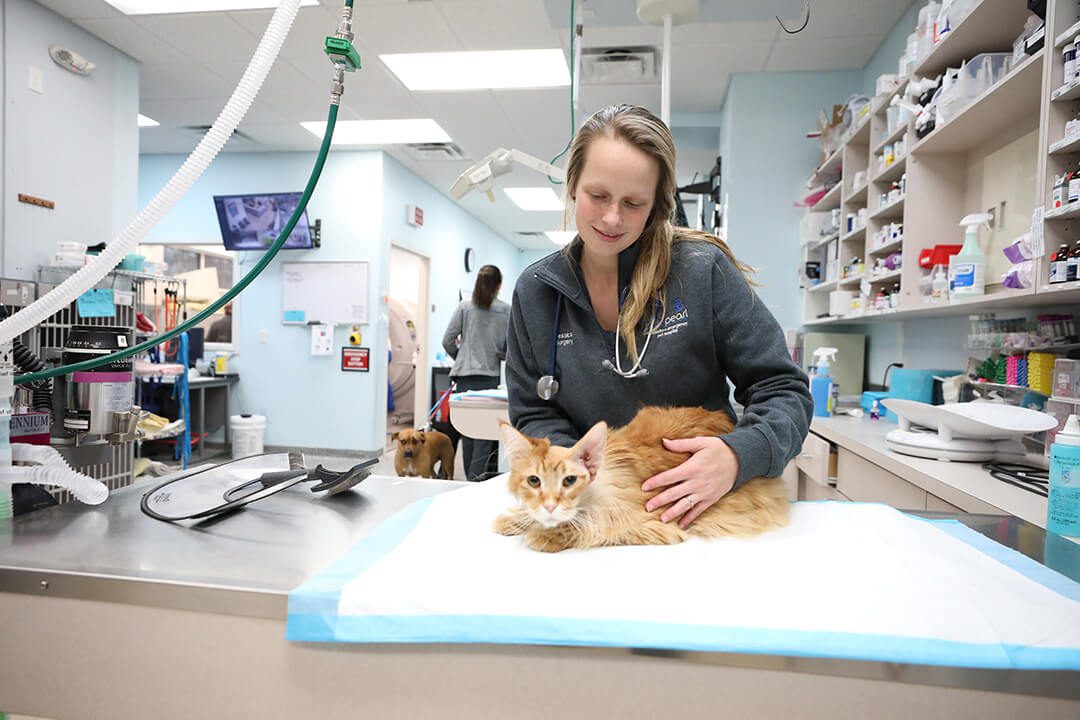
[799,453,814,459]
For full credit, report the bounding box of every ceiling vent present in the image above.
[580,46,658,84]
[181,125,258,146]
[405,142,467,161]
[515,232,547,239]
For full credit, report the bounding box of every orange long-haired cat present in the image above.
[495,406,789,553]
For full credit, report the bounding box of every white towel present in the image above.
[288,478,1080,670]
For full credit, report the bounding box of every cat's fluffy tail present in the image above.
[689,477,790,538]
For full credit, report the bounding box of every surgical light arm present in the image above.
[449,148,567,202]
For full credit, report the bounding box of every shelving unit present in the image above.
[800,0,1079,328]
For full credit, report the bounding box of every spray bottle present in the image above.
[1048,414,1080,538]
[949,213,992,298]
[810,347,838,418]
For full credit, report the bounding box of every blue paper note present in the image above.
[76,289,115,318]
[284,309,305,323]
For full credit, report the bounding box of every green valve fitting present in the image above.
[325,36,361,71]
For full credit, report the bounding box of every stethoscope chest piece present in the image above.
[537,375,559,400]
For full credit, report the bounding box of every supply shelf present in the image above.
[912,0,1037,79]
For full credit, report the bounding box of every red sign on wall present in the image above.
[342,347,370,372]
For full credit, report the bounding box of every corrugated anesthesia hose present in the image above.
[0,0,305,348]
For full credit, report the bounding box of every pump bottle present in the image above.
[810,347,838,418]
[950,213,992,298]
[1048,414,1080,538]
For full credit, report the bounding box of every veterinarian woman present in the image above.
[506,104,813,527]
[443,264,511,481]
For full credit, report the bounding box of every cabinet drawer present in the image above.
[795,433,834,486]
[799,474,851,502]
[836,448,926,510]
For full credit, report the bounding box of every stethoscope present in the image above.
[536,291,657,400]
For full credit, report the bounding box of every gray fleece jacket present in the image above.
[442,298,510,378]
[506,238,812,488]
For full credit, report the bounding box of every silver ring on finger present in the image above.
[684,494,697,510]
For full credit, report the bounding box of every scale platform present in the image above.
[880,399,1057,463]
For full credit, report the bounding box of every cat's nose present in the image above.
[543,501,557,513]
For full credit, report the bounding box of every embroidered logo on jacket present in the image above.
[655,297,689,338]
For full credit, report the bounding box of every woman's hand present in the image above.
[642,436,739,528]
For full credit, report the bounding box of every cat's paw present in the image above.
[525,532,571,553]
[493,511,527,536]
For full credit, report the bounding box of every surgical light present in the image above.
[450,148,566,203]
[379,50,570,91]
[300,119,451,145]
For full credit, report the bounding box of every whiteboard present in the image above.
[281,261,368,325]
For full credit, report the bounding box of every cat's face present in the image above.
[499,422,607,528]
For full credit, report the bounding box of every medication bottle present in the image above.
[810,347,838,418]
[1048,414,1080,538]
[1065,42,1076,86]
[1052,173,1066,208]
[1050,243,1070,284]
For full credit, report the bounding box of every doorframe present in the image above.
[387,243,431,431]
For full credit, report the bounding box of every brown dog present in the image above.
[393,429,455,479]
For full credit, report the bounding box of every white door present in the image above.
[388,245,431,431]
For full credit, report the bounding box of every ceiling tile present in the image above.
[74,17,189,65]
[132,13,260,69]
[765,33,884,72]
[228,6,339,62]
[350,1,463,54]
[437,0,561,50]
[35,0,123,20]
[139,62,233,100]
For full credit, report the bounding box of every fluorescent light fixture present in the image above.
[503,187,564,212]
[545,231,577,246]
[105,0,317,13]
[300,119,451,145]
[137,113,159,127]
[380,49,570,91]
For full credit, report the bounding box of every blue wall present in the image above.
[721,70,863,330]
[3,0,138,279]
[861,2,920,97]
[140,150,524,451]
[381,154,522,372]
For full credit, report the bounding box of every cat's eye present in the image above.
[526,475,541,488]
[562,476,577,487]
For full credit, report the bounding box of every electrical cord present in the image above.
[548,0,577,182]
[982,462,1048,497]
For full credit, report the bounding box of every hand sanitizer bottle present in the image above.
[1048,414,1080,538]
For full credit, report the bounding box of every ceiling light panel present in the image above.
[545,231,577,246]
[104,0,317,13]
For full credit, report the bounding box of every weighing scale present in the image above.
[881,399,1058,462]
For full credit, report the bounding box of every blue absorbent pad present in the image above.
[287,480,1080,670]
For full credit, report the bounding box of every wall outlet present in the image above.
[311,323,333,356]
[259,330,269,344]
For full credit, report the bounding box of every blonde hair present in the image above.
[563,104,755,363]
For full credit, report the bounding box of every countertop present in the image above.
[810,415,1054,529]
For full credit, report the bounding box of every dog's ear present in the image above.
[391,432,400,442]
[417,431,426,443]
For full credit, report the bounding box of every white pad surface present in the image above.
[288,478,1080,669]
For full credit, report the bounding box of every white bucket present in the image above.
[230,414,266,459]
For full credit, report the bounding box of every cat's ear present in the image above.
[499,421,532,462]
[568,421,606,479]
